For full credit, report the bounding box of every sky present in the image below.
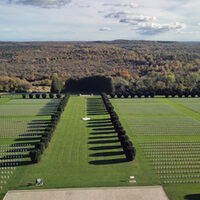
[0,0,200,41]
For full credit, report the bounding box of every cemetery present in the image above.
[0,93,199,200]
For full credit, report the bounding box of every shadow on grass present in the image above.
[90,151,124,157]
[89,158,126,165]
[29,120,51,125]
[15,137,41,141]
[88,140,119,144]
[87,97,126,165]
[37,103,57,116]
[89,136,117,139]
[89,118,110,122]
[0,154,30,160]
[88,121,111,125]
[0,118,51,168]
[184,194,200,200]
[93,127,114,131]
[87,98,108,116]
[89,145,122,151]
[90,131,116,135]
[0,160,32,168]
[87,124,112,128]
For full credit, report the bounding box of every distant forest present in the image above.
[0,40,199,93]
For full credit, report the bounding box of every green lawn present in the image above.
[115,103,181,115]
[1,96,200,200]
[111,97,200,200]
[0,96,157,199]
[0,97,60,199]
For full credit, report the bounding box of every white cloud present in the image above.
[105,11,132,19]
[103,2,138,8]
[120,15,157,24]
[136,22,186,35]
[99,27,112,31]
[104,8,186,35]
[8,0,71,8]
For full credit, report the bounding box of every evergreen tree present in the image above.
[50,76,63,94]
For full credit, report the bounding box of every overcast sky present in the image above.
[0,0,200,41]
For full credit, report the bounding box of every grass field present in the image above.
[111,97,200,200]
[0,95,200,200]
[0,97,60,199]
[0,96,158,200]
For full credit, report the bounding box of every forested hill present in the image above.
[0,40,199,92]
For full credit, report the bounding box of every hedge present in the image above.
[101,93,136,161]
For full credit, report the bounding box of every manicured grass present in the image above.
[170,98,200,103]
[111,98,161,103]
[8,99,60,105]
[181,103,200,114]
[0,105,56,116]
[3,96,157,198]
[115,103,181,115]
[126,116,200,135]
[1,95,200,200]
[0,119,32,138]
[0,97,60,199]
[111,97,200,200]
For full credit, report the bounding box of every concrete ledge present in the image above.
[3,186,168,200]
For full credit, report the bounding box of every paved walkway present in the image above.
[3,186,169,200]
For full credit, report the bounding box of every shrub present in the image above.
[116,93,122,98]
[49,93,54,98]
[56,93,61,99]
[29,93,33,99]
[36,94,40,99]
[35,142,45,154]
[118,130,126,137]
[110,93,115,98]
[150,92,155,98]
[123,93,129,98]
[125,146,136,161]
[119,135,129,146]
[130,93,135,98]
[22,94,26,99]
[42,93,47,98]
[101,92,135,161]
[40,137,49,148]
[29,150,41,163]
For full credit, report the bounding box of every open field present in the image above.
[111,97,200,200]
